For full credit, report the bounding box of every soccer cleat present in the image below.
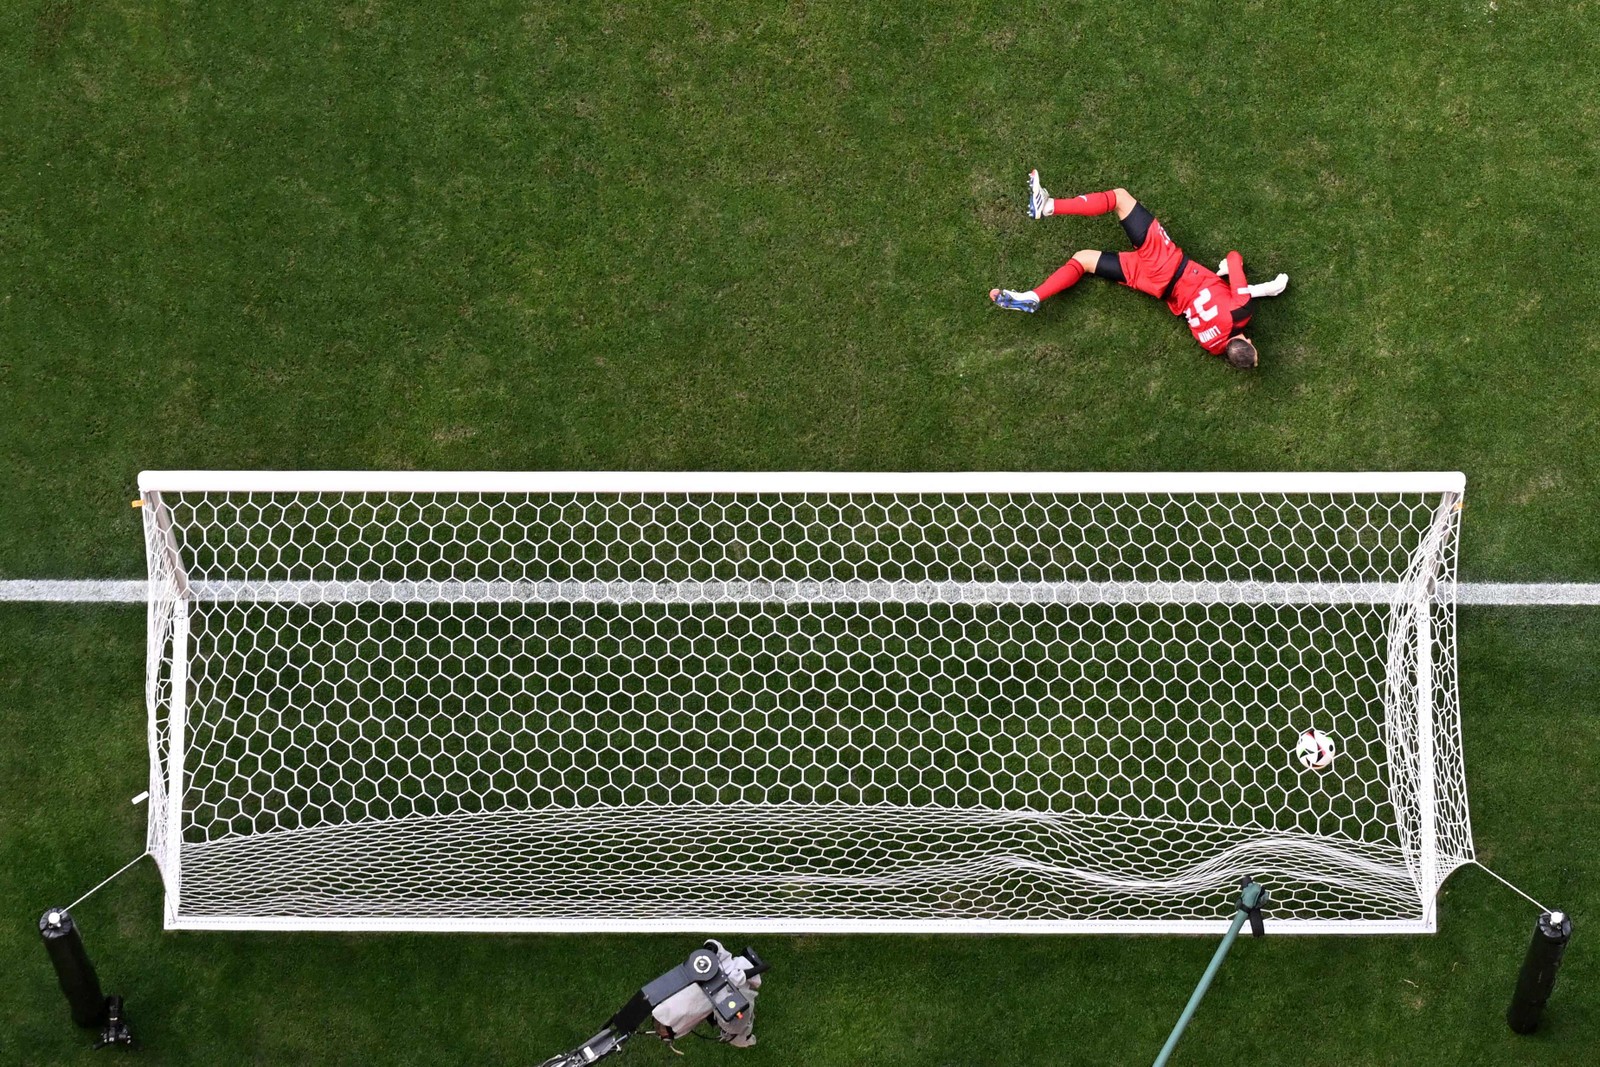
[1027,169,1051,220]
[990,288,1040,313]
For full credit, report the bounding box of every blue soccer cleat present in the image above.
[1027,169,1051,220]
[990,288,1040,313]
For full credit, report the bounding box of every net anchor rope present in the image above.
[1471,860,1550,915]
[64,851,152,913]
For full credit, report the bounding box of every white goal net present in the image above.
[140,471,1472,934]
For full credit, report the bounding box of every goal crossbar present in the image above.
[138,470,1466,496]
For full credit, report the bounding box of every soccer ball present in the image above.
[1295,728,1336,771]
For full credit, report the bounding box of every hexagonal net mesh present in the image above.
[139,472,1471,933]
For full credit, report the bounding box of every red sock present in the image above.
[1034,258,1085,301]
[1051,190,1118,216]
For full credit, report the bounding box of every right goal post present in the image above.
[139,471,1472,934]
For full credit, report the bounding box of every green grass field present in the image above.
[3,1,1597,1062]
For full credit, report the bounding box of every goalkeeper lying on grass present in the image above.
[990,172,1289,368]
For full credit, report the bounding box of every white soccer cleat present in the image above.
[990,288,1041,313]
[1027,169,1051,220]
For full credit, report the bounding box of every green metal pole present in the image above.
[1152,881,1264,1067]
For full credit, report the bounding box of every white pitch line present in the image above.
[0,580,149,603]
[3,579,1600,606]
[1455,583,1600,606]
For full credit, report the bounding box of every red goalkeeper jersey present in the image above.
[1166,252,1253,355]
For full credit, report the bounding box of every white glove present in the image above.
[1246,273,1289,298]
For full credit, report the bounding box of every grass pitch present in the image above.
[2,1,1598,1063]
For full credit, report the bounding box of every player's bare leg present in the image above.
[990,249,1100,312]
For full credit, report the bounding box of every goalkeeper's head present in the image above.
[1225,336,1259,369]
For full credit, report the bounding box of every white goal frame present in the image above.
[140,471,1472,935]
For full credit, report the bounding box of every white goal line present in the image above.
[3,578,1600,605]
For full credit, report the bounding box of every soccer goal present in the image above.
[139,471,1471,934]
